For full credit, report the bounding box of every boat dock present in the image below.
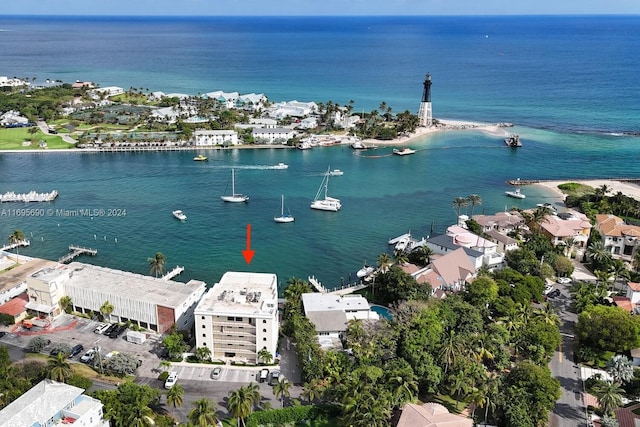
[0,190,58,203]
[308,275,373,295]
[0,240,30,251]
[59,245,97,263]
[162,266,184,281]
[308,276,329,293]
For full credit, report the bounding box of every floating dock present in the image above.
[59,245,97,263]
[0,190,58,203]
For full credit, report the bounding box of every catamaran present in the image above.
[221,169,249,203]
[274,194,295,223]
[310,167,341,212]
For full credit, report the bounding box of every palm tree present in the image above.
[257,348,273,364]
[166,383,184,416]
[606,355,634,385]
[148,252,166,277]
[535,303,560,326]
[390,373,418,407]
[272,377,292,408]
[188,397,219,427]
[47,353,72,382]
[467,194,482,216]
[228,384,260,427]
[377,253,393,273]
[482,375,502,423]
[587,240,612,268]
[595,184,610,201]
[302,378,325,403]
[439,330,463,373]
[100,300,114,321]
[158,360,172,372]
[126,405,156,427]
[452,197,469,218]
[593,381,624,415]
[8,229,25,263]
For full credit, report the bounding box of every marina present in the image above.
[0,190,58,203]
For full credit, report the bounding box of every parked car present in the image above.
[548,289,562,298]
[94,323,109,334]
[269,370,281,386]
[80,349,96,363]
[210,367,222,380]
[259,368,269,383]
[164,371,178,389]
[69,344,84,358]
[104,350,120,360]
[108,325,126,339]
[557,277,572,284]
[102,324,117,336]
[544,285,554,295]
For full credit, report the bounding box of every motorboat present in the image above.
[329,169,344,176]
[504,134,522,147]
[505,188,526,199]
[272,162,289,169]
[357,265,375,279]
[193,154,208,161]
[297,141,312,150]
[393,147,416,156]
[274,194,295,223]
[172,210,187,221]
[310,167,341,211]
[221,169,249,203]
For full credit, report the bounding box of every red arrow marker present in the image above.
[242,224,255,264]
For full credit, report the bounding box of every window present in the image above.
[201,316,205,320]
[202,324,205,328]
[235,317,242,321]
[263,329,267,333]
[202,334,206,337]
[263,338,267,341]
[263,320,267,324]
[227,316,234,321]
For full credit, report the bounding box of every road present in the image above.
[547,279,589,427]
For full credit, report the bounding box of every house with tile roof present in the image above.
[395,402,472,427]
[472,210,527,234]
[0,291,29,324]
[445,225,504,269]
[401,248,476,294]
[534,210,591,248]
[595,214,640,263]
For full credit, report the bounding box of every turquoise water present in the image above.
[1,16,640,292]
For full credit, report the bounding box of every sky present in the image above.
[3,0,640,16]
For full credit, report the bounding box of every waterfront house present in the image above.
[251,127,295,145]
[236,93,267,110]
[532,210,591,248]
[301,293,379,349]
[268,100,318,119]
[0,379,109,427]
[472,210,527,234]
[595,214,640,263]
[71,80,94,89]
[194,272,279,364]
[485,229,519,253]
[425,234,484,269]
[402,247,477,294]
[446,224,504,269]
[0,76,30,87]
[193,129,239,146]
[395,402,472,427]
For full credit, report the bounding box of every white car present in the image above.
[544,285,554,295]
[557,277,572,284]
[165,371,178,389]
[80,349,96,363]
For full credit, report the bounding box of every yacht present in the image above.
[329,169,344,176]
[504,134,522,147]
[193,154,208,161]
[310,168,341,212]
[274,195,295,223]
[505,188,526,199]
[172,210,187,221]
[272,162,289,169]
[393,147,416,156]
[221,169,249,203]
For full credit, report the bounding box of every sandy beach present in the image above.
[535,179,640,202]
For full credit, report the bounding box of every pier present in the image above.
[0,190,58,203]
[508,177,640,186]
[308,276,329,293]
[59,245,97,263]
[162,265,184,281]
[0,240,30,251]
[308,275,372,296]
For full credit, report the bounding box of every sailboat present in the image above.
[310,167,341,211]
[274,194,295,223]
[221,169,249,203]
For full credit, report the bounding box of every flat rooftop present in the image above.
[61,262,206,307]
[196,271,277,317]
[302,293,371,313]
[0,257,58,293]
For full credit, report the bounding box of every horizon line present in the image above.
[2,13,640,18]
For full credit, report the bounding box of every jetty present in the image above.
[308,275,373,296]
[0,190,58,203]
[308,276,329,293]
[162,265,184,281]
[59,245,97,263]
[0,240,30,251]
[508,177,640,186]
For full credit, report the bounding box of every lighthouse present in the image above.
[418,72,433,127]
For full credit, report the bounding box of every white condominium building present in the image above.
[194,271,279,363]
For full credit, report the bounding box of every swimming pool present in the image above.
[370,304,393,320]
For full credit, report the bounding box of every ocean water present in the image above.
[1,16,639,290]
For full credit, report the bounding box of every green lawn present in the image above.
[0,127,75,150]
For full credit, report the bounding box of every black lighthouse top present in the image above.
[421,73,432,103]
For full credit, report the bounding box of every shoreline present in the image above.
[534,179,640,202]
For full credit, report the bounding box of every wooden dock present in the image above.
[308,276,329,293]
[162,266,184,281]
[59,245,97,263]
[0,240,30,251]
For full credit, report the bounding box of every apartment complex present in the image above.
[194,272,279,363]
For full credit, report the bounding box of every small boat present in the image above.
[221,169,249,203]
[357,264,375,279]
[272,162,289,169]
[393,147,416,156]
[505,188,526,199]
[504,134,522,147]
[297,141,312,150]
[172,210,187,221]
[310,167,341,212]
[193,154,208,161]
[351,140,366,149]
[329,169,344,176]
[274,195,294,223]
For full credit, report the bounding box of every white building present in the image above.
[269,100,318,119]
[0,110,29,126]
[0,76,30,87]
[205,91,239,108]
[301,293,379,349]
[251,127,294,144]
[194,272,279,363]
[91,86,124,97]
[26,262,206,333]
[193,129,238,146]
[298,117,318,129]
[0,379,109,427]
